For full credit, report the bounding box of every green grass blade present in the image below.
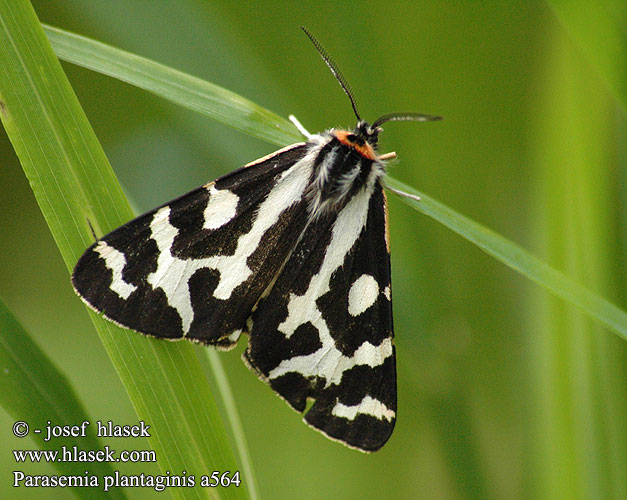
[528,30,627,498]
[546,0,626,109]
[0,2,249,499]
[41,24,627,342]
[0,298,127,500]
[43,24,301,147]
[384,179,627,341]
[201,351,260,500]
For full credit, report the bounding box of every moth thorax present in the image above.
[306,134,383,219]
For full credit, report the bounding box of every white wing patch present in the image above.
[203,184,239,230]
[332,395,395,422]
[145,156,315,334]
[269,322,392,387]
[278,182,373,338]
[271,177,392,387]
[93,241,137,300]
[347,274,379,316]
[227,329,242,342]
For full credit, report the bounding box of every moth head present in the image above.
[351,121,382,147]
[333,123,381,161]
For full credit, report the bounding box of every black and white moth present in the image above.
[72,28,441,452]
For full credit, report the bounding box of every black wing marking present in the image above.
[244,182,395,451]
[72,143,309,348]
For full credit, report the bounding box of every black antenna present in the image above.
[300,27,361,121]
[372,112,442,129]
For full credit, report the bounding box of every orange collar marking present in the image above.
[334,130,377,160]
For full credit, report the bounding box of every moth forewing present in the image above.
[72,142,310,346]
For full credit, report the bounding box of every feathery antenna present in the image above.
[300,27,361,121]
[372,112,442,129]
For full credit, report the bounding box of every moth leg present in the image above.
[289,114,312,139]
[378,152,397,161]
[386,186,421,202]
[86,218,99,242]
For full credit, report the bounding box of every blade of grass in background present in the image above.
[41,23,627,342]
[201,351,260,500]
[0,298,127,500]
[0,2,249,499]
[384,179,627,341]
[43,24,301,147]
[528,27,627,500]
[546,0,626,110]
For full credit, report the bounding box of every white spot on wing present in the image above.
[383,286,391,301]
[331,396,395,422]
[93,241,137,300]
[203,185,239,230]
[348,274,379,316]
[228,329,241,342]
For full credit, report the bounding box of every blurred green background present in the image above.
[1,1,625,499]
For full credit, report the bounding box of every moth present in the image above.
[72,27,441,452]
